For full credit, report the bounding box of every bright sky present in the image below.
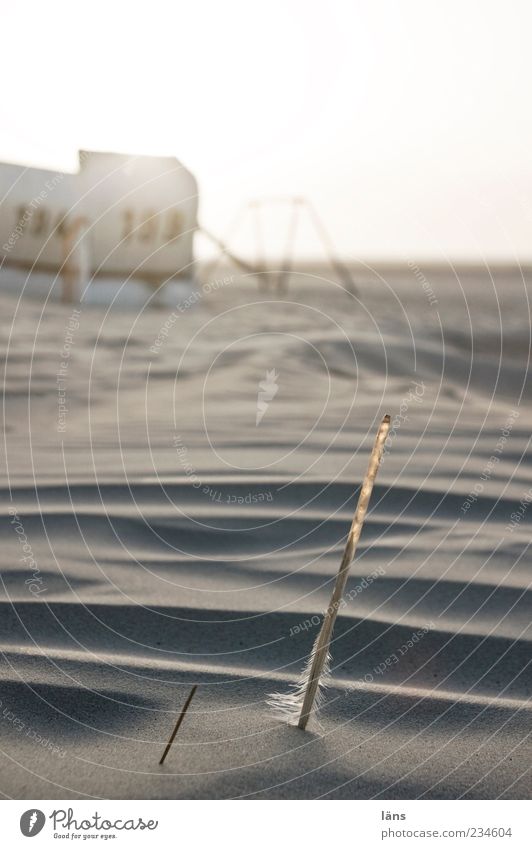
[1,0,532,261]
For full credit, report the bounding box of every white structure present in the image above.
[0,150,198,304]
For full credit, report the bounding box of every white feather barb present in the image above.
[267,630,332,726]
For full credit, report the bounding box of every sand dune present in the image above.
[0,266,530,798]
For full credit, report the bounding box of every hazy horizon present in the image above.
[2,0,532,262]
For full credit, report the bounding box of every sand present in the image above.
[0,265,530,799]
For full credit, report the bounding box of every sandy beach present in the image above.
[1,265,530,799]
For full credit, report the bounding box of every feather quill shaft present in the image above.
[298,415,390,728]
[268,415,390,729]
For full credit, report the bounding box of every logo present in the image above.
[256,369,279,425]
[20,810,45,837]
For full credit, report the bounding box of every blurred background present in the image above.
[2,0,532,262]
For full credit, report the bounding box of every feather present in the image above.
[256,369,279,425]
[267,415,391,729]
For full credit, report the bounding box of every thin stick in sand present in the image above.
[159,685,198,765]
[297,414,390,730]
